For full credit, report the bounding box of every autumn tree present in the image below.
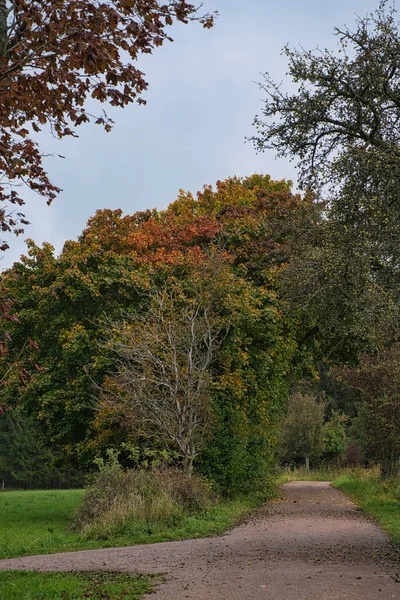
[278,390,325,471]
[0,174,315,482]
[0,0,215,251]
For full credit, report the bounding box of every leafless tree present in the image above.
[102,256,234,474]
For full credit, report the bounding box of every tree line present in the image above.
[1,1,400,489]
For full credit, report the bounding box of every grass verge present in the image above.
[0,489,265,560]
[276,466,400,544]
[0,571,155,600]
[332,474,400,544]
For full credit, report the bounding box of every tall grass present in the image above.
[73,467,213,539]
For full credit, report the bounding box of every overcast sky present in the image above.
[1,0,382,270]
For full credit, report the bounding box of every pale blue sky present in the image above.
[1,0,382,269]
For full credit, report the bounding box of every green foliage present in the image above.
[278,391,325,470]
[337,345,400,478]
[0,411,54,487]
[322,411,348,462]
[253,2,400,361]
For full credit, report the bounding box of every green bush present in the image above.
[72,467,211,539]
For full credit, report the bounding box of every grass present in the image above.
[0,488,265,560]
[0,571,155,600]
[332,473,400,544]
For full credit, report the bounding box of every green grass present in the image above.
[0,571,155,600]
[332,474,400,544]
[0,489,264,560]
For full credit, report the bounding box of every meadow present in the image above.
[0,487,266,599]
[0,488,264,560]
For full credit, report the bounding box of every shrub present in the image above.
[72,467,211,539]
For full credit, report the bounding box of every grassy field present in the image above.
[0,488,265,560]
[0,571,155,600]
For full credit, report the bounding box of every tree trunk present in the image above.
[304,453,310,473]
[0,0,8,58]
[184,456,193,478]
[381,456,399,479]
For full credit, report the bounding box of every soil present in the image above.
[0,481,399,599]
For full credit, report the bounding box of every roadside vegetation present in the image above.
[333,474,400,544]
[0,571,155,600]
[0,484,267,560]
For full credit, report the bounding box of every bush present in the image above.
[72,467,211,539]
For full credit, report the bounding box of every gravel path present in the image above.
[1,481,399,599]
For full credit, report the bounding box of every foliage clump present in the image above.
[73,463,211,539]
[336,344,400,478]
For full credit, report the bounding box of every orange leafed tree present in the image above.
[0,0,215,251]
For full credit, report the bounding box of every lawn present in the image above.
[0,571,155,600]
[0,488,265,560]
[332,474,400,544]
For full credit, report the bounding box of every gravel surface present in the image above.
[0,481,399,599]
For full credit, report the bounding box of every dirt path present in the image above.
[1,482,399,599]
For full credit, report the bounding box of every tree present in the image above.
[252,1,400,352]
[252,1,400,194]
[102,254,235,475]
[0,174,315,477]
[337,344,400,478]
[322,410,348,464]
[0,1,215,251]
[278,390,325,471]
[0,409,54,488]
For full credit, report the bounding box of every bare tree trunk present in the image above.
[0,0,8,57]
[184,456,194,478]
[304,453,310,473]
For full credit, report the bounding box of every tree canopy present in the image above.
[253,1,400,356]
[0,0,215,251]
[0,174,317,491]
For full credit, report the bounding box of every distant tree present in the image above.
[322,410,348,464]
[0,1,215,251]
[278,390,325,471]
[337,344,400,478]
[0,410,53,488]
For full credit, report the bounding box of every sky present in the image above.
[1,0,383,270]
